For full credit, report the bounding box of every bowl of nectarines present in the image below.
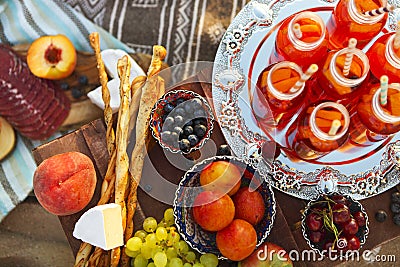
[173,156,276,261]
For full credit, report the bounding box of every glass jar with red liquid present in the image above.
[254,61,308,130]
[310,45,370,105]
[366,33,400,83]
[287,102,350,160]
[269,11,328,70]
[349,84,400,146]
[327,0,389,50]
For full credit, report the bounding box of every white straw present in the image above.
[342,38,358,76]
[328,119,342,136]
[289,64,318,93]
[394,21,400,49]
[293,23,302,39]
[380,75,389,106]
[363,4,395,16]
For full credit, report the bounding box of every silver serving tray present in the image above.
[212,0,400,200]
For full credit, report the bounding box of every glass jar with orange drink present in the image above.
[366,25,400,83]
[327,0,392,50]
[310,38,370,105]
[349,76,400,146]
[254,61,318,130]
[269,11,328,70]
[287,102,350,160]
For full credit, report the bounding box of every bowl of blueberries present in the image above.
[149,90,214,153]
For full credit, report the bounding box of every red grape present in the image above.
[332,203,351,224]
[306,212,323,231]
[331,195,349,206]
[309,229,326,243]
[347,236,361,251]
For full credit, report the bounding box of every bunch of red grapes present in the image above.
[303,194,368,255]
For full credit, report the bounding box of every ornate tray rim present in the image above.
[211,0,400,200]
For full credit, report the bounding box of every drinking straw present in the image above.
[380,75,389,106]
[293,23,302,39]
[363,4,395,16]
[342,38,357,76]
[289,64,318,93]
[328,119,342,136]
[394,21,400,49]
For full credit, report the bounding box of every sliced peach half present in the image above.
[27,34,77,80]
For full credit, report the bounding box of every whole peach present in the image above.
[216,219,257,261]
[200,160,242,196]
[233,186,265,225]
[33,152,97,216]
[192,191,235,232]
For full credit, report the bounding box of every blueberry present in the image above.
[392,192,400,204]
[375,210,387,222]
[184,120,194,127]
[191,98,203,107]
[173,126,183,135]
[71,87,83,99]
[175,98,186,106]
[174,107,186,117]
[394,213,400,226]
[174,115,184,126]
[161,131,172,142]
[183,102,195,114]
[217,144,231,156]
[194,124,207,138]
[183,125,194,136]
[170,132,179,142]
[60,82,69,91]
[194,108,206,118]
[193,118,207,126]
[164,103,175,113]
[391,203,400,213]
[78,75,89,85]
[188,134,199,146]
[179,139,191,152]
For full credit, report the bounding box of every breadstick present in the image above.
[89,32,115,156]
[111,55,132,267]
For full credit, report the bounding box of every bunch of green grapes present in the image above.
[125,208,219,267]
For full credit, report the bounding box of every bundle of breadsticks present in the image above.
[74,32,166,267]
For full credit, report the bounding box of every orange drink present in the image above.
[310,45,370,104]
[349,83,400,145]
[288,102,350,160]
[327,0,389,50]
[367,33,400,83]
[269,11,328,70]
[255,61,312,129]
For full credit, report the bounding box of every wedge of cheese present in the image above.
[73,203,123,250]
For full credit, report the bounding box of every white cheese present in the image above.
[73,203,124,250]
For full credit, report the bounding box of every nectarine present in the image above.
[200,160,242,196]
[27,34,77,80]
[216,219,257,261]
[233,186,265,225]
[192,191,235,232]
[33,152,97,216]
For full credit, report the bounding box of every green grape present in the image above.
[127,236,143,251]
[164,208,174,225]
[133,254,148,267]
[135,230,148,241]
[153,251,168,267]
[147,263,156,267]
[156,226,168,241]
[158,220,168,228]
[199,254,218,267]
[151,247,163,259]
[125,247,140,258]
[167,231,180,246]
[141,243,153,259]
[165,247,178,259]
[192,263,204,267]
[169,257,184,267]
[174,240,189,255]
[183,263,192,267]
[143,217,158,233]
[185,251,196,263]
[145,233,158,248]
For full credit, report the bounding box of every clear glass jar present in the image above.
[269,11,328,70]
[327,0,388,50]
